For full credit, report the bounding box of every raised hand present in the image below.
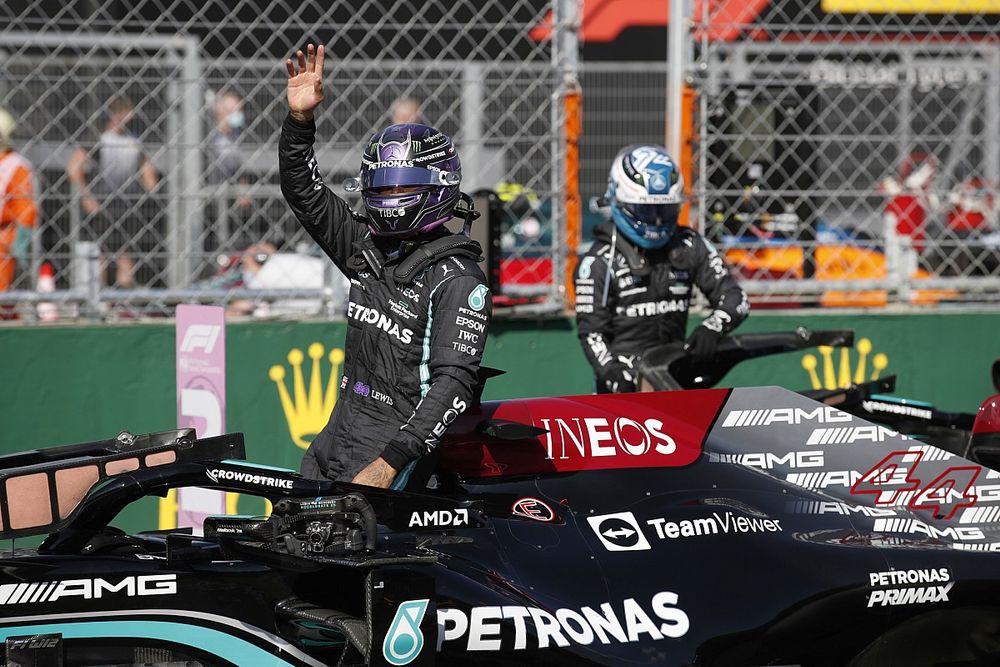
[286,44,325,121]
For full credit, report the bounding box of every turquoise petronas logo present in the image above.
[383,599,429,665]
[468,284,488,311]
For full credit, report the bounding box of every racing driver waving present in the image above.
[575,145,749,393]
[281,44,492,488]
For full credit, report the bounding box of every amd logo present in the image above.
[409,509,469,528]
[538,417,676,461]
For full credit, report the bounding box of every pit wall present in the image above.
[2,312,997,528]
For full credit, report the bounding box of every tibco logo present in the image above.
[0,575,177,606]
[539,417,676,461]
[721,406,851,428]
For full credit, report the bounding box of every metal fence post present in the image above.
[180,36,203,288]
[73,240,100,321]
[165,74,181,289]
[666,0,689,160]
[460,62,485,191]
[551,0,581,309]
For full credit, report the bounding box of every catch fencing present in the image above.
[686,0,1000,305]
[0,0,572,320]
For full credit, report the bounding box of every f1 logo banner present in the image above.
[175,304,227,532]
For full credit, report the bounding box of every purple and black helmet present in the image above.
[349,123,462,237]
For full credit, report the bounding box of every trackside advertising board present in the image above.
[175,304,227,530]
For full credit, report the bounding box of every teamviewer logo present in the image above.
[587,512,651,552]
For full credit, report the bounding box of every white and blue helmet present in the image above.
[606,145,684,249]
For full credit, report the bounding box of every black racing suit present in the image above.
[574,223,749,392]
[280,114,492,482]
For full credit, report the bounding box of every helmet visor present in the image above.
[362,165,457,190]
[621,202,681,226]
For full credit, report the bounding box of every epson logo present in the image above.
[806,425,901,446]
[437,591,689,652]
[409,509,469,528]
[539,417,676,461]
[0,574,177,606]
[710,451,825,470]
[348,302,414,344]
[721,406,852,428]
[208,468,293,489]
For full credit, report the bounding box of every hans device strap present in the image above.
[391,235,483,284]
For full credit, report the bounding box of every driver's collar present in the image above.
[595,222,651,276]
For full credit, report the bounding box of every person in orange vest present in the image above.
[0,108,38,292]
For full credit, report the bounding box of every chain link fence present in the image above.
[691,1,1000,306]
[0,0,568,321]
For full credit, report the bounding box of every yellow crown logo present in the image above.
[269,343,345,450]
[801,337,889,390]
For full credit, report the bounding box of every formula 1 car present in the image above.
[3,369,1000,665]
[638,328,984,458]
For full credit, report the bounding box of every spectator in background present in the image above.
[204,90,253,266]
[0,107,38,293]
[878,152,938,256]
[389,96,422,125]
[945,177,997,235]
[66,95,159,288]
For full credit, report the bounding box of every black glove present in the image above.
[684,326,722,362]
[599,363,636,393]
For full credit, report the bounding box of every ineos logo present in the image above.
[538,417,676,461]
